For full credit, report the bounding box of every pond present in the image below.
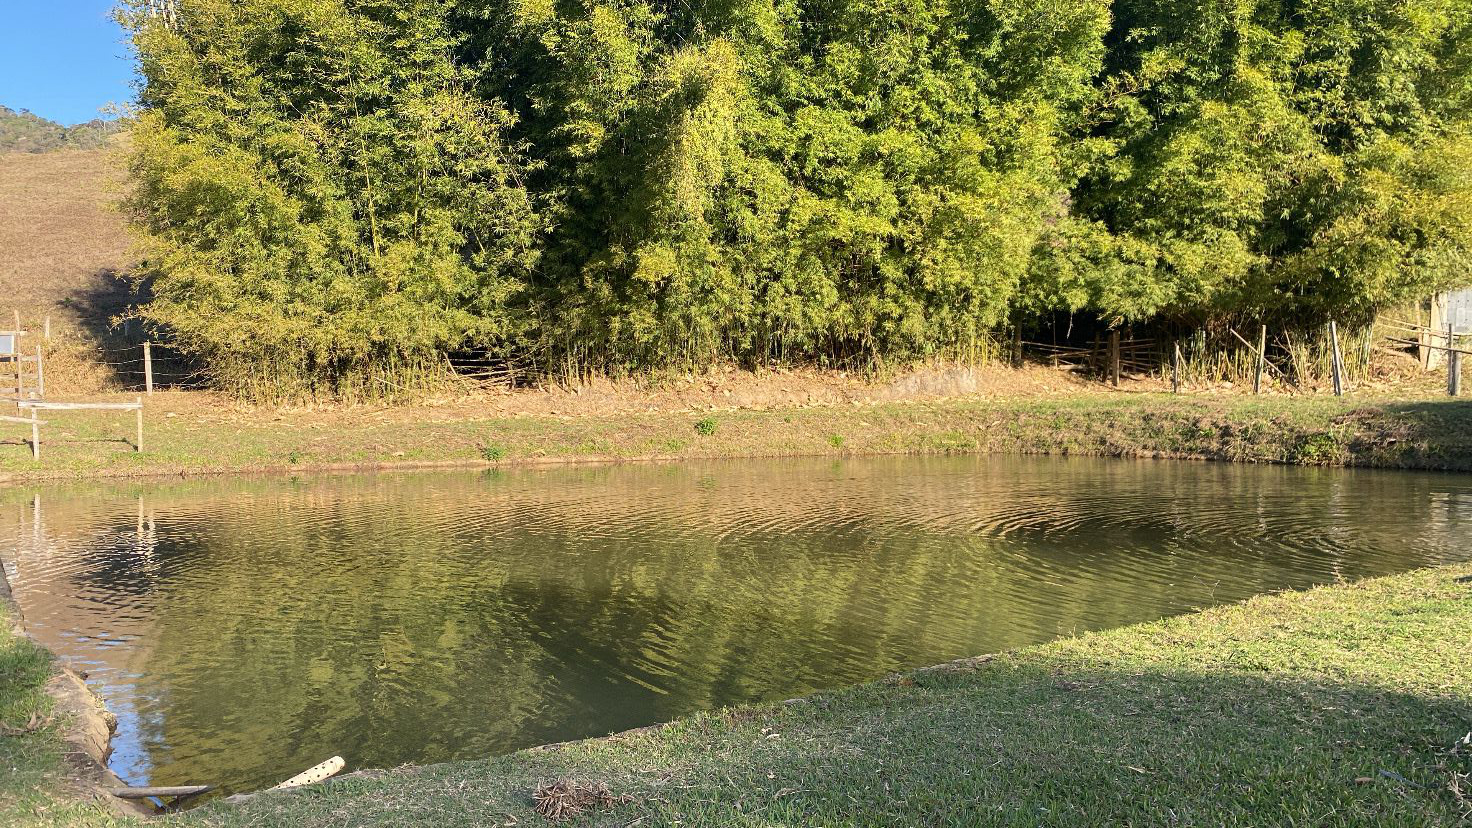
[3,456,1471,798]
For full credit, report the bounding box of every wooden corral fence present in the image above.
[0,330,44,400]
[15,399,145,460]
[0,412,47,460]
[1022,334,1162,383]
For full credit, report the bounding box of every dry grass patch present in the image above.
[532,779,630,821]
[0,147,134,328]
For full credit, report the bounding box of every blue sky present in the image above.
[1,1,136,126]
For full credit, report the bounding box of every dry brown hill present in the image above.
[0,147,134,334]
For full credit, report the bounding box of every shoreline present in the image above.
[2,390,1470,486]
[0,553,148,817]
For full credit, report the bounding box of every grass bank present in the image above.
[2,390,1472,483]
[4,563,1469,826]
[0,587,127,827]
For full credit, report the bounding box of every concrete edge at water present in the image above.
[0,557,150,817]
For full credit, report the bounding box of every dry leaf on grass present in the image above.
[0,711,53,736]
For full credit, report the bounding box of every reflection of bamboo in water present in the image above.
[8,460,1470,794]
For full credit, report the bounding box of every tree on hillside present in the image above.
[0,106,122,153]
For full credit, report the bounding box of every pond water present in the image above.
[3,456,1471,797]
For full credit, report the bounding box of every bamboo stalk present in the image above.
[1329,321,1345,396]
[1254,324,1266,394]
[1226,327,1289,379]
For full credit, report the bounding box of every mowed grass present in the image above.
[3,565,1469,827]
[1,390,1472,482]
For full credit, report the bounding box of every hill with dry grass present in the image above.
[0,146,134,332]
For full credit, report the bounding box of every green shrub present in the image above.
[1294,433,1345,465]
[694,417,718,436]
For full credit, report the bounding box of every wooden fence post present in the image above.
[136,397,144,452]
[1254,324,1267,394]
[1172,342,1181,393]
[143,342,154,396]
[29,408,39,461]
[1449,321,1462,397]
[1328,321,1345,396]
[1109,330,1121,387]
[34,345,43,398]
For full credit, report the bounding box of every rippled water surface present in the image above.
[3,456,1471,796]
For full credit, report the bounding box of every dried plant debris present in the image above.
[532,779,630,821]
[0,711,52,736]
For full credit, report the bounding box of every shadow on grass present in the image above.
[1334,400,1472,471]
[60,268,202,392]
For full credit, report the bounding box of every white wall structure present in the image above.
[1448,289,1472,335]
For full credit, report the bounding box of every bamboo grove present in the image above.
[120,0,1472,399]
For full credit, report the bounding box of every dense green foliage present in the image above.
[1029,0,1472,326]
[125,0,541,398]
[0,106,121,153]
[122,0,1472,398]
[469,0,1110,368]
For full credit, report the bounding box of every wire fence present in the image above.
[52,340,537,394]
[5,311,1462,400]
[72,341,214,391]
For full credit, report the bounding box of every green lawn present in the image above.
[2,391,1472,482]
[4,564,1469,827]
